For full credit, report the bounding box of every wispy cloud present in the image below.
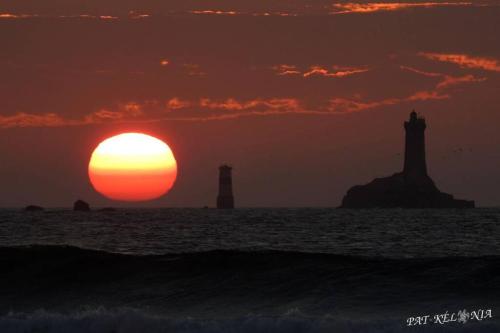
[273,65,302,76]
[330,2,476,14]
[327,91,449,114]
[2,2,493,21]
[0,13,119,20]
[188,9,299,16]
[0,62,487,128]
[166,98,192,110]
[0,102,145,129]
[327,63,486,114]
[0,10,302,20]
[199,98,300,111]
[436,74,486,89]
[0,98,303,128]
[128,11,151,19]
[189,10,238,16]
[0,113,72,128]
[399,65,442,77]
[303,66,370,78]
[0,13,38,19]
[401,64,486,88]
[273,64,369,78]
[400,65,487,89]
[83,102,144,123]
[419,52,500,72]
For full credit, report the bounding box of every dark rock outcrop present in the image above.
[73,200,91,211]
[341,172,474,208]
[24,205,44,212]
[340,111,474,209]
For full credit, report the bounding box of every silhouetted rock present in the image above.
[73,200,91,211]
[24,205,44,212]
[340,111,475,209]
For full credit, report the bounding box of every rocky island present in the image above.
[340,111,474,208]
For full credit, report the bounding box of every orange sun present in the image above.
[88,133,177,201]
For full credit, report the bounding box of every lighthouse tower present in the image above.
[340,110,475,208]
[403,111,428,180]
[217,165,234,209]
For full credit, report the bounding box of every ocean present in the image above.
[1,208,499,332]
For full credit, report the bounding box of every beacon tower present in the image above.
[217,165,234,209]
[403,111,427,180]
[340,110,475,208]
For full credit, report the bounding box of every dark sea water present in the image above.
[1,208,500,332]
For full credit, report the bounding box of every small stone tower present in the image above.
[403,111,427,179]
[217,165,234,209]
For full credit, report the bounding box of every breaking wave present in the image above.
[1,246,500,332]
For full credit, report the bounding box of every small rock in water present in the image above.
[73,200,91,211]
[24,205,44,212]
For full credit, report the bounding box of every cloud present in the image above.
[189,10,238,16]
[252,12,298,17]
[327,91,449,114]
[61,15,119,20]
[128,11,151,19]
[0,98,303,128]
[166,98,192,110]
[0,113,73,128]
[0,102,146,129]
[2,2,492,21]
[83,102,144,123]
[0,11,302,20]
[419,52,500,72]
[0,12,119,20]
[325,63,487,114]
[399,65,443,77]
[199,98,300,111]
[330,2,476,14]
[407,90,449,102]
[303,65,370,78]
[0,64,487,128]
[189,10,299,17]
[273,64,369,78]
[0,13,38,19]
[436,74,486,89]
[99,16,119,20]
[272,65,302,76]
[400,65,487,89]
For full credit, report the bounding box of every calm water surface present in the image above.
[1,208,499,257]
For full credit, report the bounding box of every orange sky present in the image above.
[0,0,499,206]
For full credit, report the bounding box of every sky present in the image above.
[1,0,499,207]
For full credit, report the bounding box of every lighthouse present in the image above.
[403,111,428,180]
[340,110,475,208]
[217,165,234,209]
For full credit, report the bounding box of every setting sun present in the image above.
[88,133,177,201]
